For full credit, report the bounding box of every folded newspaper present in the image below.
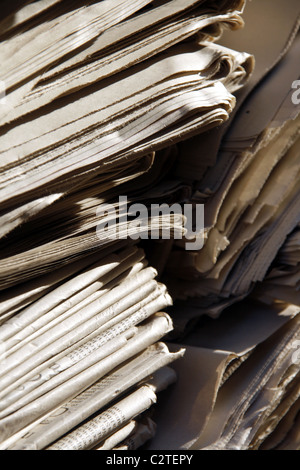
[0,0,299,451]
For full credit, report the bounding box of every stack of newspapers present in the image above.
[0,0,299,451]
[147,0,300,451]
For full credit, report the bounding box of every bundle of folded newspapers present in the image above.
[0,0,299,451]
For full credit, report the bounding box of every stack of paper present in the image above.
[148,297,300,450]
[0,0,252,290]
[1,0,299,452]
[0,0,254,451]
[163,0,300,325]
[0,0,248,222]
[146,0,300,451]
[0,244,184,449]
